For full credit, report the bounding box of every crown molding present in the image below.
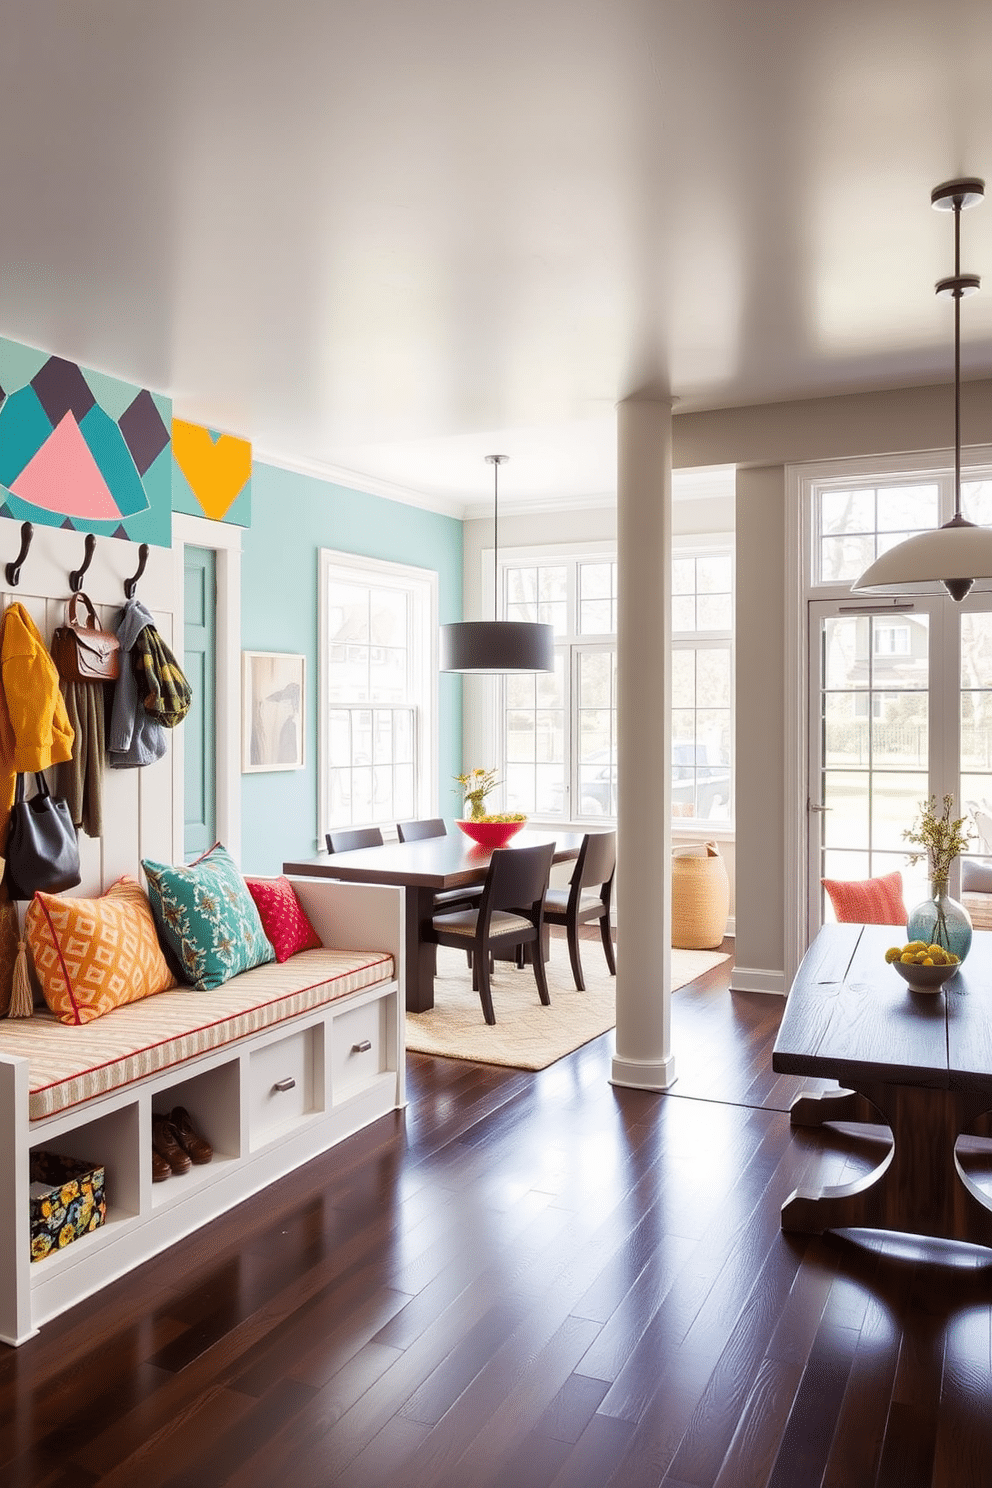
[252,450,735,519]
[460,489,618,520]
[251,447,468,519]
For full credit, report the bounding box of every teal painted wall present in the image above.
[240,462,463,873]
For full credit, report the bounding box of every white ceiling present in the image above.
[4,0,992,513]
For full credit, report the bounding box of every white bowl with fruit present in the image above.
[885,940,961,994]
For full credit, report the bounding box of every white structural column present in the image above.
[612,395,676,1091]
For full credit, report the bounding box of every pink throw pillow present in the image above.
[244,876,322,962]
[821,870,908,926]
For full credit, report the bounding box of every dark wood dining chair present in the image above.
[396,818,446,842]
[428,842,555,1025]
[542,830,616,990]
[325,827,384,853]
[396,816,482,941]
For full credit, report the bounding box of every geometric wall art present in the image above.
[0,337,173,546]
[172,419,252,527]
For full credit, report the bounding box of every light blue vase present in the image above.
[906,878,973,963]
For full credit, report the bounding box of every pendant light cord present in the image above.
[493,457,499,621]
[954,198,962,518]
[487,453,506,622]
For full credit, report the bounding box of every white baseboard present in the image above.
[730,965,787,996]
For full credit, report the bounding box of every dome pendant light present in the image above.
[440,455,555,672]
[853,177,992,602]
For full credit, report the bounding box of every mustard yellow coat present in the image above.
[0,602,75,850]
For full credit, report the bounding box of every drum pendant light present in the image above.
[440,455,555,672]
[853,177,992,602]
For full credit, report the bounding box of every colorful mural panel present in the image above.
[172,420,252,526]
[0,338,172,546]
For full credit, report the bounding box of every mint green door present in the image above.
[184,547,216,861]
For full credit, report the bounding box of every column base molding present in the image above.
[730,966,787,996]
[610,1053,677,1092]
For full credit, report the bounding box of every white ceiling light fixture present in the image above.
[440,455,555,673]
[853,176,992,603]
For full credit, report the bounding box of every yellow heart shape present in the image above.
[172,420,251,521]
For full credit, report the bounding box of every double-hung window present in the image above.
[318,550,437,836]
[672,545,734,822]
[497,544,732,825]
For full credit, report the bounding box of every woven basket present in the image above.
[672,842,730,950]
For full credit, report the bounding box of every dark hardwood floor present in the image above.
[3,945,991,1487]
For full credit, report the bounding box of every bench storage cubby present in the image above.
[0,877,405,1347]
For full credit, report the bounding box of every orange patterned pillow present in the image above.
[821,870,908,925]
[26,877,176,1025]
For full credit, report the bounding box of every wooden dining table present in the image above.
[284,828,585,1013]
[773,922,992,1250]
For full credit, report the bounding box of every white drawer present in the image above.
[331,1000,385,1103]
[248,1027,320,1146]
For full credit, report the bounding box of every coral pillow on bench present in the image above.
[821,870,908,926]
[244,876,322,962]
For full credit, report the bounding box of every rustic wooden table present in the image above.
[285,829,585,1014]
[773,922,992,1248]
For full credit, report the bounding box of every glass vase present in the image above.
[906,878,973,963]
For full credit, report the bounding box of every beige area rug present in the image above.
[405,942,730,1070]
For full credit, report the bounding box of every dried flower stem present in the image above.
[903,793,972,886]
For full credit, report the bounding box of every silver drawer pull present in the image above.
[352,1039,372,1054]
[272,1077,296,1093]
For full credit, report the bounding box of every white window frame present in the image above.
[486,535,734,830]
[785,446,992,982]
[671,534,735,828]
[318,548,438,840]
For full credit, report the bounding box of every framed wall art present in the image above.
[242,651,305,772]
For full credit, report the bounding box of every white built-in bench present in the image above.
[0,877,405,1347]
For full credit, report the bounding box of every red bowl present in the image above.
[455,818,526,849]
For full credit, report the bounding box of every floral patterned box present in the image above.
[29,1151,106,1263]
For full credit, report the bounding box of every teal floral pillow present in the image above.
[142,844,275,990]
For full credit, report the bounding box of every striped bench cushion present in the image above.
[0,948,394,1121]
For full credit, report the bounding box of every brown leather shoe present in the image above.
[170,1106,213,1165]
[153,1117,192,1175]
[151,1146,171,1183]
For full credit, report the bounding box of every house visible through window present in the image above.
[499,544,733,825]
[873,624,911,656]
[319,550,436,835]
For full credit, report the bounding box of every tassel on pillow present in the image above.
[9,938,34,1018]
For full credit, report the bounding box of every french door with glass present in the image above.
[807,596,948,931]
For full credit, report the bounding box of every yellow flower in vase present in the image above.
[453,767,527,825]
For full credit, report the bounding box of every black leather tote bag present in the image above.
[4,773,81,901]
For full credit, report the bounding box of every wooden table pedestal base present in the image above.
[782,1082,992,1249]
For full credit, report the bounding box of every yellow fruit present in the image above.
[884,947,902,963]
[948,953,960,964]
[906,941,928,951]
[922,957,934,965]
[900,952,915,964]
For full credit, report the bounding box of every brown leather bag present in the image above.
[51,593,121,683]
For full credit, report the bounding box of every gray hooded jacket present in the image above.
[109,599,168,767]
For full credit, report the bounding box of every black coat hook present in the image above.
[69,533,96,593]
[4,521,34,587]
[124,543,149,600]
